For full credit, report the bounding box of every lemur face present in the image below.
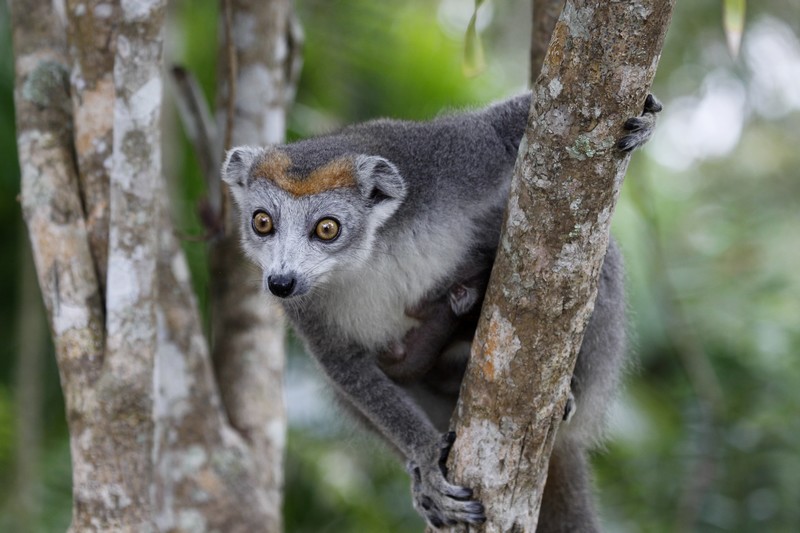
[222,146,406,299]
[237,183,374,298]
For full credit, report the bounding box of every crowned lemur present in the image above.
[222,93,661,530]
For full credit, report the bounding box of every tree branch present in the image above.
[170,65,220,217]
[15,0,301,528]
[530,0,565,84]
[11,0,123,528]
[447,1,675,530]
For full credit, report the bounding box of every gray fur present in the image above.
[617,94,663,151]
[223,92,658,529]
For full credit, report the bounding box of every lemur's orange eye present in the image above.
[315,218,340,241]
[252,210,273,235]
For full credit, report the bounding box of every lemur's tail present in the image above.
[537,438,602,533]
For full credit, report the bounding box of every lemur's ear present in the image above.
[222,146,261,188]
[354,155,407,224]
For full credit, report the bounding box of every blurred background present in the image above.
[1,0,799,531]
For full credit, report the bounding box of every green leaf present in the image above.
[463,0,486,77]
[722,0,746,58]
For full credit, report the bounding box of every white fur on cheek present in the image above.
[318,215,474,350]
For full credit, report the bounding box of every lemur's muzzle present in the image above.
[267,274,296,298]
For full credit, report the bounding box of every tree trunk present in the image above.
[209,3,303,526]
[530,0,564,84]
[12,0,142,527]
[12,0,301,530]
[446,1,675,530]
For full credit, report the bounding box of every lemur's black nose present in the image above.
[267,275,296,298]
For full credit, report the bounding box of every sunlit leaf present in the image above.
[463,0,486,77]
[722,0,746,58]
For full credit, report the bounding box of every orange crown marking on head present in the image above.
[253,151,357,196]
[253,150,291,182]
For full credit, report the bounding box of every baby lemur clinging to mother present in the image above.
[376,253,490,384]
[222,93,660,530]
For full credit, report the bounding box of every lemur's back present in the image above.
[283,94,530,225]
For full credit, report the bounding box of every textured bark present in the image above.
[12,1,109,529]
[13,0,299,530]
[65,0,117,292]
[95,3,167,527]
[447,1,675,531]
[209,1,303,526]
[530,0,565,84]
[152,184,279,530]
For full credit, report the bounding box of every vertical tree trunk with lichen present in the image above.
[444,1,675,531]
[12,0,300,530]
[209,2,303,521]
[13,0,165,528]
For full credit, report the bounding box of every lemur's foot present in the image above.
[617,93,662,152]
[563,390,577,422]
[408,432,486,528]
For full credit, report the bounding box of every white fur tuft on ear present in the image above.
[222,146,262,188]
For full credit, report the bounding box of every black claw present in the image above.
[473,514,487,524]
[644,93,663,113]
[467,501,485,514]
[624,117,644,130]
[448,486,474,501]
[421,495,433,511]
[445,431,456,444]
[617,136,637,152]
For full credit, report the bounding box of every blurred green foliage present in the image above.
[1,0,799,531]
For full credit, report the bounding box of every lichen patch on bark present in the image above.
[476,306,522,382]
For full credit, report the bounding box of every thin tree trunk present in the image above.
[446,1,675,530]
[12,0,110,528]
[530,0,564,84]
[209,2,303,526]
[151,181,280,530]
[14,0,295,529]
[98,2,167,525]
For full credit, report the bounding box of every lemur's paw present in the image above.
[617,93,662,152]
[407,432,486,528]
[563,390,577,422]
